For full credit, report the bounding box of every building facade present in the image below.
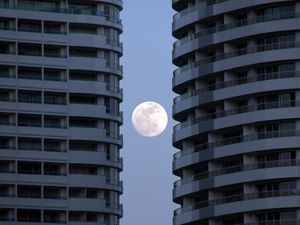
[172,1,300,225]
[0,0,123,224]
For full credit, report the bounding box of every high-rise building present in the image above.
[172,1,300,225]
[0,0,123,224]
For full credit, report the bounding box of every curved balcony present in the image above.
[174,100,299,132]
[174,159,300,188]
[174,189,300,216]
[174,16,300,64]
[69,174,122,192]
[0,3,122,25]
[68,81,123,100]
[173,0,288,34]
[174,198,300,225]
[174,166,300,200]
[69,151,123,170]
[68,198,122,216]
[174,42,300,77]
[173,71,298,104]
[174,130,300,159]
[174,11,299,49]
[173,44,300,90]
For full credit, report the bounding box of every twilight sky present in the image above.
[120,1,176,225]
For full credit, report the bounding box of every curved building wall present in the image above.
[172,1,300,225]
[0,0,123,224]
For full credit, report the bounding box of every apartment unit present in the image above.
[172,1,300,225]
[0,0,123,224]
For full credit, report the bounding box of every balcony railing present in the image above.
[44,98,67,105]
[0,168,15,173]
[174,130,300,159]
[0,96,16,102]
[44,147,67,152]
[174,11,299,47]
[174,100,299,131]
[0,3,122,24]
[0,145,15,150]
[175,189,300,215]
[174,159,300,187]
[44,171,67,176]
[173,0,229,19]
[244,220,300,225]
[44,52,67,58]
[174,71,300,103]
[18,96,41,104]
[0,121,16,126]
[18,169,41,174]
[0,74,16,78]
[0,25,15,31]
[174,41,300,76]
[106,85,123,95]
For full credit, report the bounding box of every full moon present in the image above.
[132,101,168,137]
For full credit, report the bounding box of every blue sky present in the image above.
[121,1,176,225]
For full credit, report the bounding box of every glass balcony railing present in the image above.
[244,219,300,225]
[18,122,42,128]
[0,121,16,126]
[0,25,15,31]
[174,130,300,159]
[174,41,300,76]
[174,71,299,103]
[18,96,42,104]
[0,49,15,54]
[18,27,41,33]
[44,123,67,129]
[0,74,16,78]
[44,52,67,58]
[18,74,42,80]
[174,100,299,131]
[0,3,122,24]
[106,85,123,95]
[18,146,42,151]
[18,169,41,174]
[174,159,300,187]
[0,217,15,222]
[18,50,42,57]
[0,96,16,102]
[43,219,67,224]
[175,189,300,215]
[44,97,67,105]
[44,171,67,176]
[0,168,15,173]
[44,147,67,152]
[0,145,16,150]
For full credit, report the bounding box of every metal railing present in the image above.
[174,71,299,103]
[175,189,300,215]
[0,3,122,24]
[174,41,300,76]
[174,100,299,131]
[174,130,300,159]
[174,159,300,187]
[175,11,299,47]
